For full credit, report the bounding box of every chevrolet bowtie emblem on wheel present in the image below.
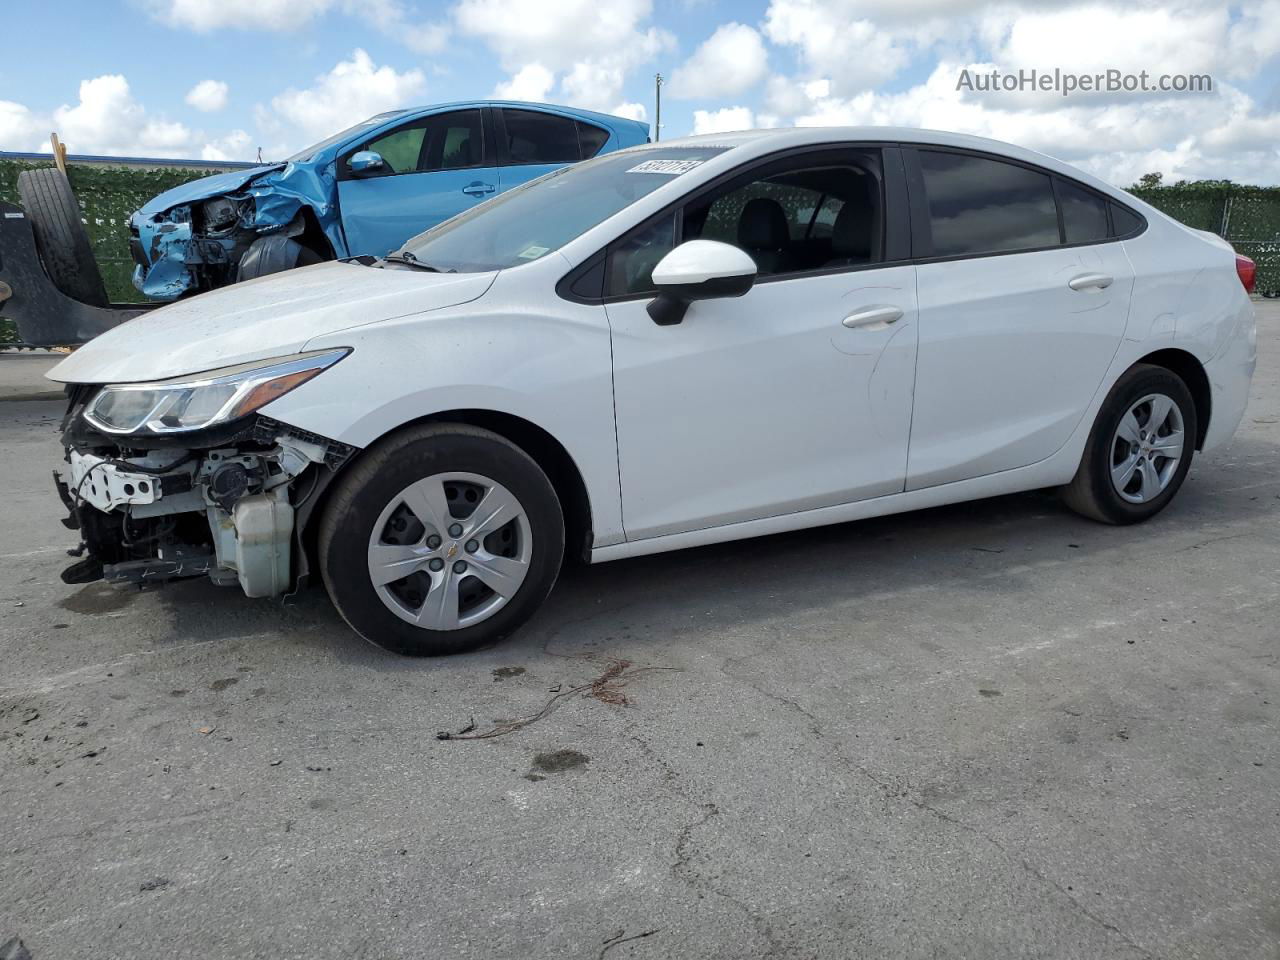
[446,543,459,559]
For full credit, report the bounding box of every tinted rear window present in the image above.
[502,109,580,164]
[1057,179,1110,244]
[1110,202,1145,237]
[919,150,1061,257]
[577,122,610,159]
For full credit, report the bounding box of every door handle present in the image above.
[462,181,496,196]
[1068,273,1113,291]
[842,306,903,329]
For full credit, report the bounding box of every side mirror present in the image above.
[348,151,385,176]
[647,240,757,326]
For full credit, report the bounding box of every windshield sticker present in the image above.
[516,244,551,260]
[626,158,707,175]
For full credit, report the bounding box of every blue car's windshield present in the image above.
[285,111,409,163]
[394,147,730,273]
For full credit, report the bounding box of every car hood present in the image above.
[48,261,497,384]
[136,164,285,217]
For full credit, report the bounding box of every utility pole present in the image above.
[654,73,663,142]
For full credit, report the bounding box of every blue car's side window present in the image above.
[498,108,608,165]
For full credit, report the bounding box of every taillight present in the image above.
[1236,254,1257,294]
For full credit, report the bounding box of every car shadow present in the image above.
[152,429,1280,673]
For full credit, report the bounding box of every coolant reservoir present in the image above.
[232,491,294,598]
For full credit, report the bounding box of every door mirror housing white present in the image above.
[647,240,757,326]
[348,151,386,176]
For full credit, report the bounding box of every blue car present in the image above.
[129,100,650,301]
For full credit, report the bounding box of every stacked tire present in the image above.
[16,168,110,307]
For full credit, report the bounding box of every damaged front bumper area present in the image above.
[56,411,352,597]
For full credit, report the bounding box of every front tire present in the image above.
[1062,363,1198,524]
[318,424,564,656]
[237,235,323,283]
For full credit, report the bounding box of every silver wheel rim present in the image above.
[366,471,532,631]
[1110,393,1185,504]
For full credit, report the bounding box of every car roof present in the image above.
[397,100,648,129]
[635,126,1125,200]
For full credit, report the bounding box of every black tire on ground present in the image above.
[237,235,324,283]
[15,168,110,307]
[1061,363,1198,525]
[318,424,565,656]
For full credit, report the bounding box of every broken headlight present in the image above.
[83,349,349,435]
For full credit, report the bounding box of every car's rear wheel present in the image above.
[318,424,564,655]
[16,168,110,307]
[1062,363,1197,524]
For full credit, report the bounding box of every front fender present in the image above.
[256,288,623,546]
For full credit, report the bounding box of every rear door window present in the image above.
[501,109,581,164]
[918,150,1061,257]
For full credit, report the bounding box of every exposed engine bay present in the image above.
[55,387,353,597]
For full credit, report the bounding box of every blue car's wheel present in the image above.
[237,235,324,283]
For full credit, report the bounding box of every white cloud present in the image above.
[145,0,449,53]
[457,0,671,116]
[493,64,555,102]
[348,0,451,53]
[0,100,43,152]
[763,0,911,95]
[200,129,255,162]
[762,59,1280,187]
[143,0,333,31]
[612,102,648,122]
[670,23,768,99]
[49,75,196,158]
[692,105,755,135]
[185,79,229,113]
[264,49,426,145]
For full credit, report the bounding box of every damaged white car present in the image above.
[49,128,1257,656]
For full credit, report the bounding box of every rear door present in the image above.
[905,147,1135,490]
[337,108,497,256]
[495,108,610,192]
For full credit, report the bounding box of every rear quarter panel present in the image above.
[1115,212,1255,450]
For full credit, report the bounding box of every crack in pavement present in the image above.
[718,647,1156,960]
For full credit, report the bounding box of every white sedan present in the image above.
[49,127,1257,655]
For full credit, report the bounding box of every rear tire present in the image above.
[318,424,565,656]
[237,235,323,283]
[1061,363,1197,524]
[16,168,109,307]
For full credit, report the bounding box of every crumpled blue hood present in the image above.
[136,164,284,217]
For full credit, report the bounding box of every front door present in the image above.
[337,108,497,256]
[604,148,920,541]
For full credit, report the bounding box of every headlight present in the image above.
[83,349,348,435]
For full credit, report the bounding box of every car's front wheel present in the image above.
[319,424,565,655]
[1062,363,1198,524]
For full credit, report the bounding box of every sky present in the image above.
[1,0,1278,187]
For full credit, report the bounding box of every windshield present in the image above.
[394,147,730,273]
[285,111,410,163]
